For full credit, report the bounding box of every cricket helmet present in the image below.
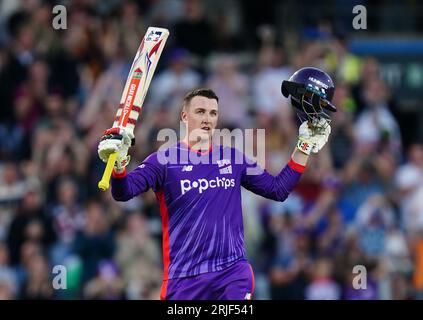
[281,67,336,126]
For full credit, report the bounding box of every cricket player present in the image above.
[98,67,335,300]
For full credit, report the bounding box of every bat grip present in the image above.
[98,152,118,191]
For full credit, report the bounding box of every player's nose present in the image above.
[203,114,211,124]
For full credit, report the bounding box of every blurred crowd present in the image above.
[1,0,423,300]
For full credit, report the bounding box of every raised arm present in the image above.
[110,153,165,201]
[242,119,331,201]
[97,126,165,201]
[241,155,305,202]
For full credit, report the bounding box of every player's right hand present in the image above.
[98,127,134,171]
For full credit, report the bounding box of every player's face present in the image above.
[182,96,219,142]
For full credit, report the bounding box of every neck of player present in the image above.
[182,136,211,153]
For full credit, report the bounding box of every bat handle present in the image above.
[98,152,118,191]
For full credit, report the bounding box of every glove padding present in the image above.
[98,127,134,171]
[297,119,331,155]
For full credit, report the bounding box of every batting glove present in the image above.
[98,127,135,171]
[297,118,331,155]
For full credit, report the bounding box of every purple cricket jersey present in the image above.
[111,142,304,282]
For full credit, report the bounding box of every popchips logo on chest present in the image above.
[180,177,235,195]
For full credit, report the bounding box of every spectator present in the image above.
[148,48,201,118]
[73,200,115,284]
[305,257,341,300]
[269,229,313,299]
[0,278,16,300]
[7,189,55,266]
[83,260,125,300]
[325,35,362,85]
[329,82,356,169]
[339,157,385,223]
[356,198,391,259]
[19,253,53,300]
[115,211,161,299]
[253,26,293,119]
[395,144,423,234]
[206,54,250,128]
[173,0,215,58]
[49,178,84,266]
[0,162,27,205]
[0,242,18,299]
[354,78,402,158]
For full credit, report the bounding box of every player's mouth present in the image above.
[201,126,211,131]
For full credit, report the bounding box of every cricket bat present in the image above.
[98,27,170,191]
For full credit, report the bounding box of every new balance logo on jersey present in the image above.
[180,177,235,195]
[182,165,193,172]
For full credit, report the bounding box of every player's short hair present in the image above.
[182,88,219,111]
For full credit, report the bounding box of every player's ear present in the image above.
[181,109,188,123]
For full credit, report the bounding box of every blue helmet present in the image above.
[281,67,336,116]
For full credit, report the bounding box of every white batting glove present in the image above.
[297,119,331,155]
[98,127,134,171]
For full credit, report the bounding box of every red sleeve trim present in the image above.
[112,168,127,178]
[288,158,306,173]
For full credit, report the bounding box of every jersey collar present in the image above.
[180,140,213,155]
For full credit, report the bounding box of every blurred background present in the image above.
[1,0,423,300]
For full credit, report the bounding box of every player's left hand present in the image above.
[297,118,331,155]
